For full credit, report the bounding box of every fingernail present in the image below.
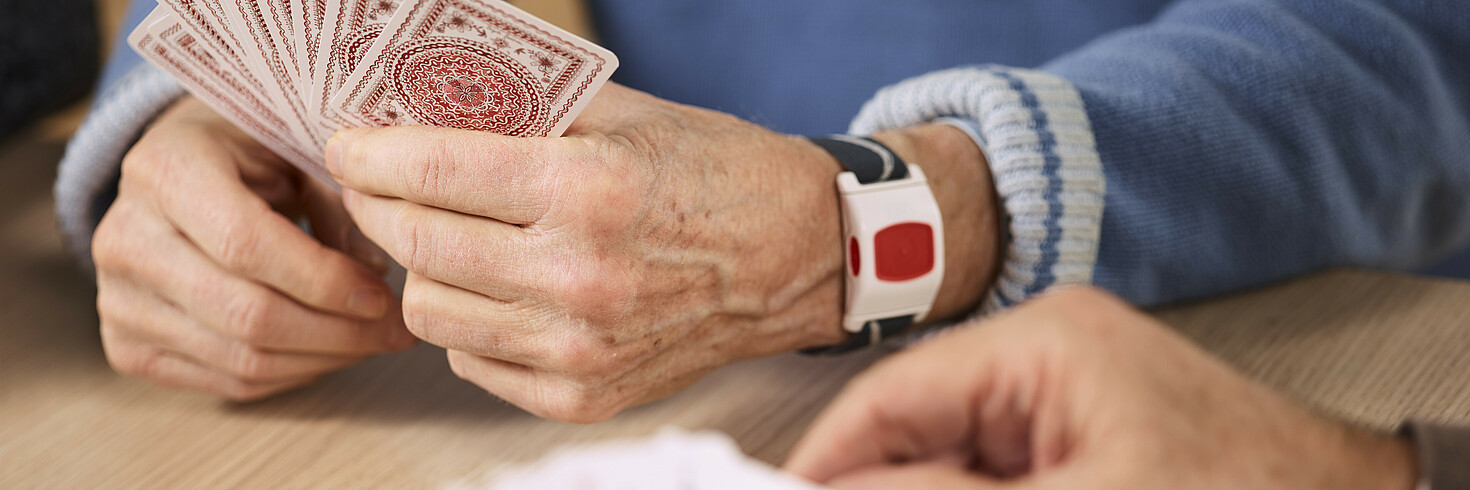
[348,288,389,318]
[346,226,390,274]
[325,136,344,179]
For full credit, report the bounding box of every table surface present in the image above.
[4,135,1470,489]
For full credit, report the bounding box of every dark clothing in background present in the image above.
[0,0,100,138]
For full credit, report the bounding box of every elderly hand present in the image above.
[784,287,1417,490]
[328,83,1000,422]
[92,97,415,401]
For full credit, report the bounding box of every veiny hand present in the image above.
[93,97,415,401]
[784,287,1418,490]
[328,83,1000,422]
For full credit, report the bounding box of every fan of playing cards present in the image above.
[129,0,618,186]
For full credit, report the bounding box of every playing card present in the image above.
[130,10,327,184]
[217,0,322,148]
[328,0,618,137]
[154,0,260,95]
[261,0,302,82]
[313,0,404,137]
[133,0,620,188]
[156,0,320,153]
[297,0,327,87]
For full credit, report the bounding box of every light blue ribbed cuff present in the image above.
[850,65,1106,315]
[55,64,185,271]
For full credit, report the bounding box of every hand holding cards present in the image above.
[129,0,618,186]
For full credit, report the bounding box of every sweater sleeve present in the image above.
[853,0,1470,307]
[54,0,184,270]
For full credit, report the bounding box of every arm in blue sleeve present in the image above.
[96,0,158,94]
[97,0,160,94]
[55,0,185,269]
[1046,0,1470,305]
[857,0,1470,307]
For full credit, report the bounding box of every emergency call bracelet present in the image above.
[802,135,945,355]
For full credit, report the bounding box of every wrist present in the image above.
[741,134,850,354]
[770,123,1002,353]
[867,124,1000,324]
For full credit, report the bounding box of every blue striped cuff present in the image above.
[850,65,1106,314]
[55,64,185,271]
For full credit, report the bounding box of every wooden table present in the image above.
[4,135,1470,488]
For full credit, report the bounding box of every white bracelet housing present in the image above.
[838,165,945,334]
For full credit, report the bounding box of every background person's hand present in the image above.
[784,287,1418,490]
[92,97,416,401]
[328,83,1000,423]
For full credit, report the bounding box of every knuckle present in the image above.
[407,132,460,200]
[296,259,354,307]
[394,214,434,274]
[546,334,603,376]
[214,213,266,273]
[555,138,641,235]
[119,144,168,189]
[109,344,164,381]
[552,264,634,321]
[224,347,275,382]
[91,208,137,272]
[94,288,128,322]
[540,382,619,424]
[224,291,277,345]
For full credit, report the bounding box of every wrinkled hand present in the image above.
[785,287,1417,490]
[93,97,415,401]
[328,83,875,422]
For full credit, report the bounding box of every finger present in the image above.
[299,177,391,274]
[100,331,315,402]
[327,125,581,224]
[150,145,392,320]
[443,350,548,413]
[401,272,557,366]
[827,462,1005,490]
[343,189,540,300]
[445,350,621,423]
[121,216,414,354]
[975,370,1037,477]
[97,281,371,383]
[785,343,993,483]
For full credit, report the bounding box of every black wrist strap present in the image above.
[801,136,914,356]
[808,136,909,184]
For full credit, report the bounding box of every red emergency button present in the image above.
[849,237,860,276]
[873,222,934,282]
